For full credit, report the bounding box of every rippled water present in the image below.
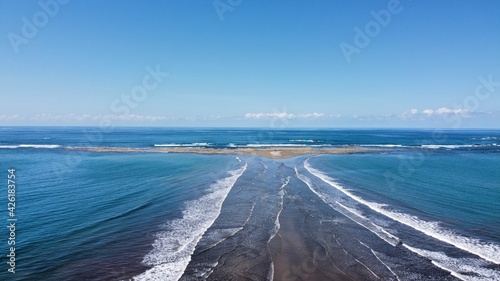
[0,127,498,280]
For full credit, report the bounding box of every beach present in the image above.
[268,190,356,281]
[174,156,397,281]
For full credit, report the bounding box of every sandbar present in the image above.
[65,146,378,159]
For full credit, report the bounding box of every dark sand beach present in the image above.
[268,194,355,281]
[176,155,412,281]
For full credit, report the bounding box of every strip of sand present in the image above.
[66,146,377,159]
[269,195,355,280]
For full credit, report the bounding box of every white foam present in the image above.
[242,202,256,227]
[268,262,275,281]
[224,143,330,148]
[199,227,244,252]
[196,201,256,254]
[192,262,218,278]
[133,163,247,281]
[269,177,289,242]
[360,144,405,148]
[368,249,401,281]
[403,244,500,281]
[337,202,401,246]
[421,144,474,149]
[290,139,318,143]
[19,144,61,148]
[246,144,309,147]
[154,143,212,147]
[0,145,19,149]
[354,258,380,279]
[337,202,365,217]
[259,161,268,170]
[0,144,62,149]
[471,137,500,141]
[295,165,400,246]
[304,159,500,264]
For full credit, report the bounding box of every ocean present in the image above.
[0,127,499,280]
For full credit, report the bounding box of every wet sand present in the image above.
[269,194,355,281]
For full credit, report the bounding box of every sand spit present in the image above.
[65,146,378,159]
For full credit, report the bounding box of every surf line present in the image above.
[303,158,500,265]
[133,161,247,281]
[294,165,400,247]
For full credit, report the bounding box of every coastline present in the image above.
[66,146,378,159]
[3,127,498,280]
[65,145,382,280]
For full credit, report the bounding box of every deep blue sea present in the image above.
[0,127,499,280]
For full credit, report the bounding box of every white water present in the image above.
[133,163,247,281]
[295,167,400,246]
[153,143,212,147]
[304,159,500,265]
[403,244,500,281]
[268,177,290,243]
[0,144,61,149]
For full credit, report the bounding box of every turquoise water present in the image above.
[306,152,500,279]
[0,148,237,280]
[0,127,499,280]
[310,152,500,243]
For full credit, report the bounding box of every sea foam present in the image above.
[403,244,500,281]
[304,159,500,265]
[0,144,61,149]
[295,166,400,246]
[133,162,247,281]
[153,143,212,147]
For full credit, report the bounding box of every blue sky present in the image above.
[1,0,500,128]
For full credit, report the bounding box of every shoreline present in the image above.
[65,146,379,159]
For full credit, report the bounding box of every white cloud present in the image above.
[434,107,469,115]
[401,109,419,119]
[402,107,471,119]
[296,112,325,118]
[422,109,434,116]
[0,114,23,121]
[419,107,470,117]
[244,112,325,119]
